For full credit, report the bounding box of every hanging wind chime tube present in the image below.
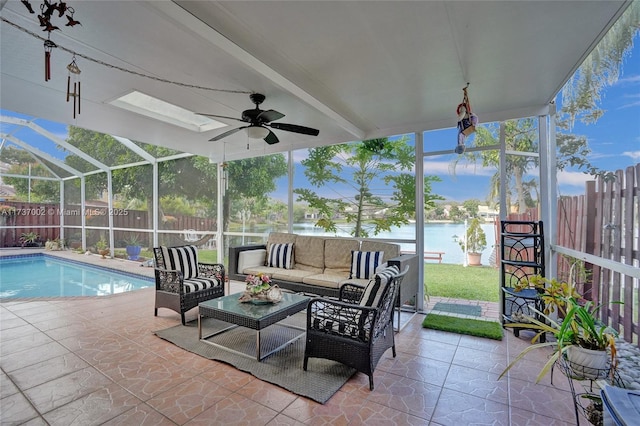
[43,38,56,81]
[66,56,81,118]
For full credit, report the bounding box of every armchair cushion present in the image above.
[183,277,220,293]
[267,243,294,269]
[160,245,198,279]
[359,264,399,307]
[350,250,384,279]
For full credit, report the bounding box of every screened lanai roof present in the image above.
[0,1,632,164]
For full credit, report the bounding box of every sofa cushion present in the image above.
[242,266,284,277]
[267,243,294,269]
[271,268,318,283]
[161,245,198,279]
[324,238,359,273]
[301,273,345,289]
[359,264,400,307]
[266,233,298,265]
[294,235,325,270]
[360,240,400,262]
[350,250,384,279]
[237,249,267,274]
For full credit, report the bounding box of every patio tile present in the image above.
[8,352,89,390]
[508,376,577,422]
[443,363,509,404]
[380,352,451,387]
[349,399,432,425]
[146,375,231,424]
[236,377,298,412]
[0,340,70,372]
[187,392,279,425]
[430,388,509,426]
[451,344,508,374]
[0,371,20,398]
[23,366,114,414]
[101,403,177,426]
[200,362,255,392]
[0,330,54,356]
[365,373,440,420]
[281,390,365,424]
[509,407,577,425]
[0,391,41,424]
[42,382,142,426]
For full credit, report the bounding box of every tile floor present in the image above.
[1,251,583,425]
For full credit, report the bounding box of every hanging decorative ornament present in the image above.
[455,83,479,154]
[66,55,81,118]
[43,37,56,81]
[22,0,82,83]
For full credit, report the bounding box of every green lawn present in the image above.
[424,263,500,302]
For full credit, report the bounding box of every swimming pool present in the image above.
[0,254,153,298]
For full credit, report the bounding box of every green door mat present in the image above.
[422,313,503,340]
[432,302,482,317]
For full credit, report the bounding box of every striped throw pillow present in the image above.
[161,245,198,279]
[267,243,294,269]
[359,264,400,307]
[350,250,384,279]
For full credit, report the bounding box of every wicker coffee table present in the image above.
[198,292,310,361]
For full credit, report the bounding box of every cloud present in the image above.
[622,150,640,160]
[557,170,593,187]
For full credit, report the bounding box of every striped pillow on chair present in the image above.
[160,245,199,279]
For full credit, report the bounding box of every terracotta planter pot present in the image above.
[467,252,482,266]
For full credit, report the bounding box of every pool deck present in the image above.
[1,248,581,425]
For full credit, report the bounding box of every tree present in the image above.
[294,137,443,237]
[223,155,288,234]
[1,146,59,202]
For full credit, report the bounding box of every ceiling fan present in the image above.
[198,93,319,145]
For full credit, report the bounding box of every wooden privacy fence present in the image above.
[0,201,216,248]
[504,163,639,346]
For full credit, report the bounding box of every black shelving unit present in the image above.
[500,220,546,340]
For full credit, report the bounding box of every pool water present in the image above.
[0,255,153,298]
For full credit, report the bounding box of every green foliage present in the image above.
[424,264,499,302]
[459,218,487,254]
[294,137,443,237]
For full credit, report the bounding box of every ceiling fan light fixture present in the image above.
[246,125,270,139]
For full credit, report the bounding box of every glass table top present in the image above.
[199,292,310,320]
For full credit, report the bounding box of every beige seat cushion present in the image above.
[271,268,318,283]
[360,240,400,262]
[324,238,359,274]
[301,273,344,289]
[294,235,325,270]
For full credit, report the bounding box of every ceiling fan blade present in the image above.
[209,126,246,141]
[257,109,285,123]
[269,122,319,136]
[264,130,279,145]
[197,113,245,123]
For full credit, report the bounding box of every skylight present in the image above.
[109,91,226,132]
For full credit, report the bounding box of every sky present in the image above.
[1,34,639,206]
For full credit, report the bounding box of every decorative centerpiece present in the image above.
[239,273,283,304]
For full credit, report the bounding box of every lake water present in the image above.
[292,222,497,266]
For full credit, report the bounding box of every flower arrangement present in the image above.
[239,273,282,303]
[245,273,273,293]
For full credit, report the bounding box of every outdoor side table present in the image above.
[198,292,310,361]
[501,287,546,343]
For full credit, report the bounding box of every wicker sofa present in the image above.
[228,232,419,301]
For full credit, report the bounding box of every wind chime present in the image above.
[22,0,82,115]
[66,56,81,118]
[455,83,479,154]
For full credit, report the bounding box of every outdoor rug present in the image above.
[154,312,356,404]
[422,313,503,340]
[432,302,482,317]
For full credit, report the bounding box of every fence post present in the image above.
[584,181,596,301]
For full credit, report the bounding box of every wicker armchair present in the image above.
[304,265,408,390]
[153,245,225,325]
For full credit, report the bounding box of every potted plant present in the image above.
[45,237,65,251]
[499,293,619,383]
[458,217,486,266]
[19,231,40,248]
[95,237,110,259]
[124,234,142,260]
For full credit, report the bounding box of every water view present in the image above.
[291,222,497,266]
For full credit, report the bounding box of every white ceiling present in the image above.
[0,1,630,163]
